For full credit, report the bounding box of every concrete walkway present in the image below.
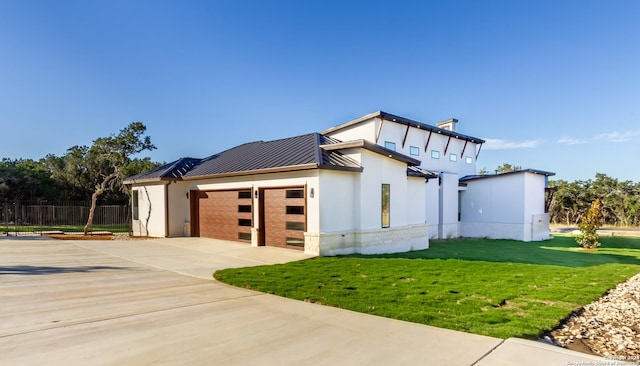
[0,236,609,365]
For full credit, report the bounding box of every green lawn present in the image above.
[1,224,130,233]
[214,235,640,339]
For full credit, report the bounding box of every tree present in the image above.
[576,199,604,249]
[495,163,522,174]
[46,122,156,234]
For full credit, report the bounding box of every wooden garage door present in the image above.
[263,187,305,249]
[196,190,252,242]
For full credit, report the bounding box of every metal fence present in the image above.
[1,201,131,235]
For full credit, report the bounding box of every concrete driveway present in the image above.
[0,236,606,365]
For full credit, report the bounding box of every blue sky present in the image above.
[1,0,639,182]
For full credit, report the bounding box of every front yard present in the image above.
[214,235,640,339]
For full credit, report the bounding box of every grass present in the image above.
[1,224,130,233]
[214,235,640,339]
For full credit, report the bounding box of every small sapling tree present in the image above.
[576,198,604,249]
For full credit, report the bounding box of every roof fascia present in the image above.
[182,163,320,181]
[322,111,486,144]
[320,139,421,166]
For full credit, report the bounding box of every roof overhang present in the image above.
[322,111,485,145]
[320,139,421,166]
[460,169,556,182]
[182,163,322,181]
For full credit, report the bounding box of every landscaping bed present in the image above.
[214,235,640,357]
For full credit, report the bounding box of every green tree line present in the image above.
[549,173,640,227]
[0,123,162,205]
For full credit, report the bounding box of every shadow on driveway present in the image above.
[0,265,135,275]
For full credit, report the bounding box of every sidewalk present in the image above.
[0,236,611,365]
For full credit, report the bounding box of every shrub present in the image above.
[576,199,603,249]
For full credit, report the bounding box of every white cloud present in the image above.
[595,130,640,143]
[557,137,588,145]
[482,138,540,150]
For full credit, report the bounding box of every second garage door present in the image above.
[262,187,306,249]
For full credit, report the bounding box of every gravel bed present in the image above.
[547,272,640,359]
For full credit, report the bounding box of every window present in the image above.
[238,191,252,199]
[286,237,305,247]
[431,150,440,159]
[286,189,304,198]
[286,221,305,231]
[381,184,390,228]
[409,146,419,156]
[449,153,457,162]
[238,219,252,227]
[384,141,396,151]
[465,157,473,164]
[238,232,252,241]
[132,190,139,220]
[238,205,252,213]
[286,206,304,215]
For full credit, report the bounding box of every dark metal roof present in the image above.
[407,166,438,179]
[123,158,201,184]
[182,133,362,180]
[322,111,485,144]
[460,169,556,182]
[319,139,422,166]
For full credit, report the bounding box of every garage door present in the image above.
[195,189,252,242]
[263,187,306,249]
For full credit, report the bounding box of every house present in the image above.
[124,111,554,256]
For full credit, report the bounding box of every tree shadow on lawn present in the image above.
[348,235,640,268]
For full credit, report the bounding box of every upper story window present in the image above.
[449,153,457,162]
[384,141,396,151]
[409,146,419,156]
[465,157,473,164]
[431,150,440,159]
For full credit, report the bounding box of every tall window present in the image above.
[381,184,390,228]
[132,190,139,220]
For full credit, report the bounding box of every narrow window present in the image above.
[238,232,252,241]
[286,221,305,231]
[286,206,305,215]
[384,141,396,151]
[286,189,304,198]
[238,191,252,199]
[238,218,252,227]
[286,237,305,247]
[465,157,473,164]
[449,153,457,162]
[132,190,139,220]
[431,150,440,159]
[238,205,252,213]
[381,184,390,228]
[410,146,419,156]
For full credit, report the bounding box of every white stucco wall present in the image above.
[314,148,429,255]
[459,172,551,241]
[425,178,440,238]
[131,182,167,237]
[438,172,460,239]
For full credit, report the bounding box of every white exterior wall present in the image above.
[460,172,551,241]
[425,178,440,238]
[131,182,167,237]
[167,180,189,237]
[312,149,429,256]
[439,172,460,239]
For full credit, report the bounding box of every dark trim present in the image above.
[424,130,433,153]
[402,124,410,148]
[320,139,421,166]
[444,135,452,155]
[322,111,485,144]
[164,183,169,237]
[460,169,556,182]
